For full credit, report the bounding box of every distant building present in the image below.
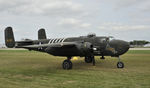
[144,43,150,47]
[0,44,6,48]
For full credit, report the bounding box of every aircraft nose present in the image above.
[117,40,129,55]
[109,40,130,56]
[122,41,130,52]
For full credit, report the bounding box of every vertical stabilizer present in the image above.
[38,28,47,40]
[4,27,15,48]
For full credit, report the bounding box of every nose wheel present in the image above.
[62,57,72,70]
[117,62,124,68]
[117,57,124,68]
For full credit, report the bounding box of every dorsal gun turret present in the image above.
[87,33,96,38]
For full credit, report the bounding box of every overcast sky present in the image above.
[0,0,150,44]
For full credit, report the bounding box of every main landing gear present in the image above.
[100,56,105,60]
[84,56,95,66]
[85,56,92,63]
[62,57,72,70]
[117,57,124,68]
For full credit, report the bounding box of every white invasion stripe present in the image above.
[52,38,56,43]
[56,38,59,43]
[62,38,66,43]
[58,38,63,43]
[50,39,53,44]
[53,38,56,43]
[56,38,60,43]
[54,38,58,43]
[48,39,53,44]
[60,38,64,43]
[49,38,66,44]
[50,39,54,44]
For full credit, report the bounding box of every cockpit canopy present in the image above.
[100,36,115,43]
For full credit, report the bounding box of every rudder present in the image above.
[38,28,47,40]
[4,27,15,48]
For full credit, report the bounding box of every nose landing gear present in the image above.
[117,57,124,68]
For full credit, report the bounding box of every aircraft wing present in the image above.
[16,44,50,48]
[15,42,77,49]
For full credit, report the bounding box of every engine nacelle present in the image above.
[45,42,93,56]
[76,42,93,56]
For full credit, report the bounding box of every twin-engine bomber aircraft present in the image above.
[4,27,129,70]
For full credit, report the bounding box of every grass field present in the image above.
[0,50,150,88]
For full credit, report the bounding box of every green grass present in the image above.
[0,50,150,88]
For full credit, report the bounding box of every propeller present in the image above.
[81,42,95,66]
[87,43,95,66]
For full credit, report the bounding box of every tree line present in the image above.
[130,40,149,46]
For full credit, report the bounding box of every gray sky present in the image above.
[0,0,150,44]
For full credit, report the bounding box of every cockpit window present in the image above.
[100,37,114,43]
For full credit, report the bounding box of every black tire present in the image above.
[117,62,124,68]
[62,60,72,70]
[85,56,92,63]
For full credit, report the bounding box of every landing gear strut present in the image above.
[92,56,95,66]
[117,57,124,68]
[100,56,105,59]
[62,57,72,70]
